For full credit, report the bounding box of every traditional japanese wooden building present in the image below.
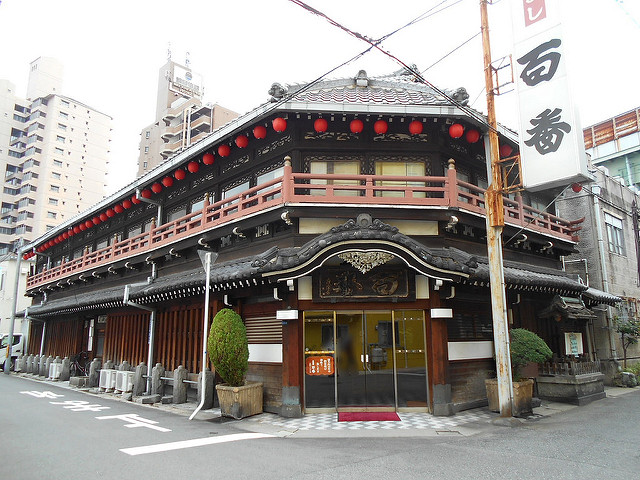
[21,70,618,416]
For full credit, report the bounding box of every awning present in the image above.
[582,287,622,306]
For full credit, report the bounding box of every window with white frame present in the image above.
[604,212,625,255]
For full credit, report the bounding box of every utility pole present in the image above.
[480,0,514,417]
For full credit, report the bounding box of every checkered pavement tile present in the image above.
[250,409,494,432]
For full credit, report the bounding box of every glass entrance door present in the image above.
[304,309,428,412]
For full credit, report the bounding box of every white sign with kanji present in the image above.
[512,0,591,191]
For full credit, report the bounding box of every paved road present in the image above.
[1,374,638,479]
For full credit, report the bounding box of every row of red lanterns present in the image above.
[448,122,514,157]
[35,117,289,254]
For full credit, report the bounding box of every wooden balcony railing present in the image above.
[26,161,579,290]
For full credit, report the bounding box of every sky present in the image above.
[1,0,639,195]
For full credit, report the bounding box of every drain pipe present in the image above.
[591,185,618,360]
[190,251,215,421]
[123,264,158,394]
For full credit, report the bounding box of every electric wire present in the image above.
[288,0,499,133]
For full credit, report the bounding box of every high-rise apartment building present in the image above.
[137,58,238,176]
[0,57,112,255]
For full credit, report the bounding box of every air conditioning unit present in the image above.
[115,370,134,393]
[49,362,62,380]
[99,369,117,391]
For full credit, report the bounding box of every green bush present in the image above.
[207,308,249,387]
[510,328,552,381]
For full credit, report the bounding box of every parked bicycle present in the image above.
[70,352,89,377]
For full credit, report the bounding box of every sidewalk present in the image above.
[12,372,638,438]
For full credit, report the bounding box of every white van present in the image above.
[0,333,24,371]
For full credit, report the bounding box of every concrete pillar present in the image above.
[152,363,165,397]
[197,369,215,409]
[173,365,188,404]
[59,357,70,382]
[88,358,101,387]
[132,363,146,397]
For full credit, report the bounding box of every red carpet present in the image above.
[338,412,401,422]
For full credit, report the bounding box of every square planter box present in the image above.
[485,378,534,417]
[216,382,263,419]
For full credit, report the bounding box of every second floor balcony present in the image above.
[26,159,580,291]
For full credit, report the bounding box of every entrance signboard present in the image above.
[305,356,334,376]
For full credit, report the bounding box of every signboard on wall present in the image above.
[564,332,583,356]
[171,65,203,98]
[512,0,591,191]
[306,356,334,376]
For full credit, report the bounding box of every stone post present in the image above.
[59,357,71,382]
[15,355,25,372]
[43,356,53,377]
[151,363,165,397]
[197,369,215,409]
[173,365,188,404]
[132,363,146,397]
[26,355,34,374]
[88,358,101,387]
[32,355,39,375]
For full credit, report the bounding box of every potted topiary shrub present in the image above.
[485,328,552,417]
[208,308,263,419]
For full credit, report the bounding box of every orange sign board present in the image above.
[306,356,334,376]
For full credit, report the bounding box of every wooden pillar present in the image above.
[430,288,455,416]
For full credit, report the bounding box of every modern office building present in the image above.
[0,57,112,256]
[136,58,238,177]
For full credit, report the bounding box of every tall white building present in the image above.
[137,58,237,176]
[0,57,112,255]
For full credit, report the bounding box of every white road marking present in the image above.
[120,432,274,456]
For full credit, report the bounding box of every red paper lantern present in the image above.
[151,183,163,194]
[350,119,364,133]
[374,120,388,134]
[161,177,174,188]
[62,232,68,240]
[571,183,583,193]
[122,199,132,209]
[85,220,93,229]
[174,168,186,180]
[114,204,124,213]
[465,129,480,143]
[218,144,230,157]
[314,118,328,133]
[73,226,81,234]
[67,229,74,237]
[409,120,423,135]
[272,117,287,133]
[99,213,108,222]
[449,123,464,139]
[79,223,87,231]
[92,216,101,225]
[141,189,152,199]
[23,253,29,260]
[499,144,513,158]
[187,161,199,173]
[106,208,116,217]
[202,153,215,165]
[235,135,249,148]
[253,125,267,139]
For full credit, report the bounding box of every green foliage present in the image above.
[510,328,552,381]
[615,316,640,368]
[207,308,249,387]
[623,362,640,376]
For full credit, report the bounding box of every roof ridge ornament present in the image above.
[355,70,368,87]
[268,83,287,102]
